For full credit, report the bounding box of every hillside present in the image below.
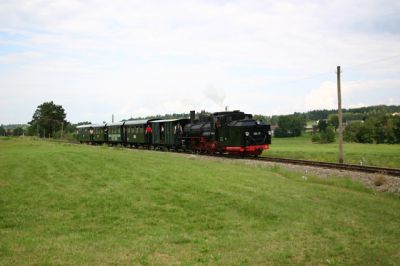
[0,138,399,264]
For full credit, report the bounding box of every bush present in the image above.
[320,126,335,143]
[344,115,400,144]
[311,133,321,143]
[275,114,306,138]
[312,126,335,144]
[373,176,386,186]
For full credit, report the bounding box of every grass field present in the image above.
[1,137,400,265]
[265,134,400,168]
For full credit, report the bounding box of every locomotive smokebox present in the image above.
[190,110,195,123]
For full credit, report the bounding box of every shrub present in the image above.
[311,133,321,143]
[373,175,386,186]
[320,126,335,143]
[312,126,335,143]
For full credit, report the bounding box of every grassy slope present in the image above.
[0,138,399,265]
[265,134,400,168]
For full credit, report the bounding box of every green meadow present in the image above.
[1,137,399,265]
[265,134,400,168]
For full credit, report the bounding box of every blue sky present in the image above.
[0,0,399,124]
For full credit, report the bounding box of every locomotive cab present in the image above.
[214,111,271,156]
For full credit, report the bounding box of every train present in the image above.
[77,110,272,156]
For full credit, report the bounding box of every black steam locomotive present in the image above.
[77,110,271,156]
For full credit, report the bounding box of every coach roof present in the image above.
[151,118,189,123]
[92,124,107,128]
[124,119,149,126]
[107,122,124,127]
[76,124,93,129]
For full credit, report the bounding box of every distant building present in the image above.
[270,125,279,136]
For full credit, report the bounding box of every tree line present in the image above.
[344,114,400,144]
[267,105,400,144]
[3,102,400,144]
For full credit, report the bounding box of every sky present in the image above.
[0,0,400,124]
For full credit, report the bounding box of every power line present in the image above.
[346,54,400,70]
[267,54,400,88]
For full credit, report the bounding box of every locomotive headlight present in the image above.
[245,131,250,136]
[268,131,272,135]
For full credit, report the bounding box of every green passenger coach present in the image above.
[107,122,124,143]
[124,120,148,145]
[92,124,107,143]
[76,124,93,143]
[151,119,189,147]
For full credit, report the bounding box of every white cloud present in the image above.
[0,0,399,123]
[304,81,337,110]
[304,79,400,111]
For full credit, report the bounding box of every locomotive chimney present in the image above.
[190,110,195,123]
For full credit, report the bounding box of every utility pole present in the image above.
[337,66,344,164]
[112,114,114,123]
[61,122,64,138]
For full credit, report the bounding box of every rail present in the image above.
[46,139,400,177]
[256,157,400,177]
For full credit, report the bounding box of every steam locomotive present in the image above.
[77,110,271,156]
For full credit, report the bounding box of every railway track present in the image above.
[51,139,400,177]
[256,157,400,177]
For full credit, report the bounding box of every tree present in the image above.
[275,114,306,137]
[0,126,5,136]
[344,122,363,142]
[13,127,24,136]
[328,114,339,131]
[29,101,67,138]
[319,126,335,143]
[317,120,328,132]
[392,116,400,143]
[312,121,336,144]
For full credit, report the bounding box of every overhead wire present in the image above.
[267,54,400,88]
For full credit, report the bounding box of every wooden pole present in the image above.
[337,66,344,163]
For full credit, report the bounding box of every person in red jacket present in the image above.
[145,124,152,134]
[145,124,152,144]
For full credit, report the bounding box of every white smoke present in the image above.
[203,85,226,107]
